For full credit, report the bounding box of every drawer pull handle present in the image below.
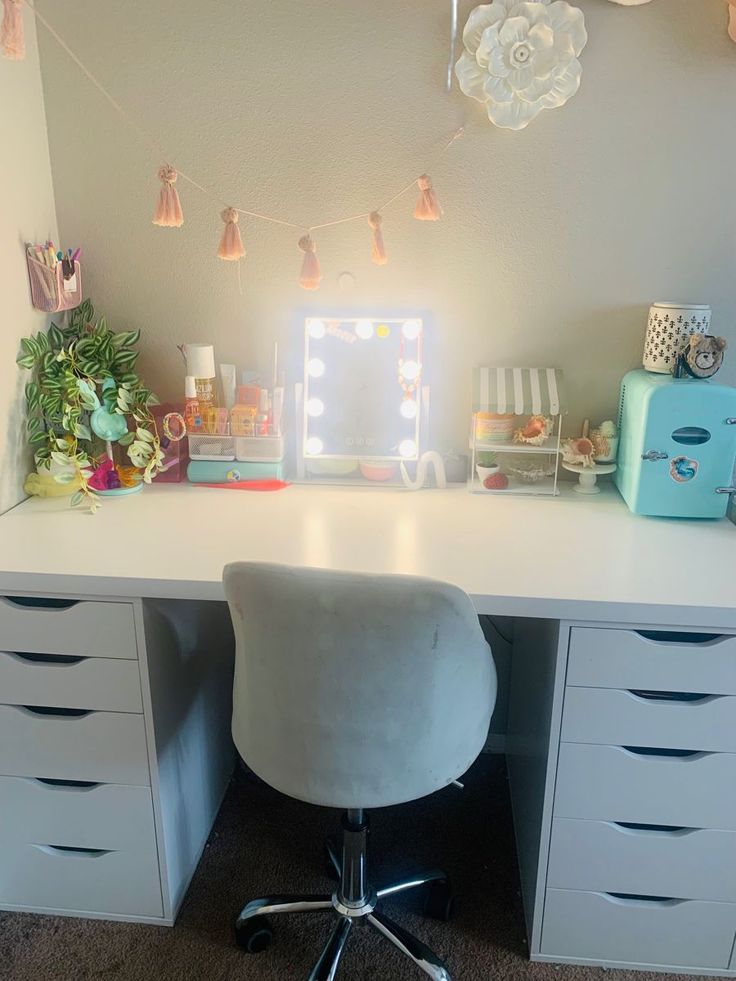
[18,705,92,719]
[622,746,709,761]
[628,689,721,705]
[33,777,101,791]
[635,630,725,647]
[610,822,698,838]
[34,844,113,859]
[1,596,79,611]
[602,892,686,909]
[3,651,86,666]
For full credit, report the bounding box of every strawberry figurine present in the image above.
[483,471,509,491]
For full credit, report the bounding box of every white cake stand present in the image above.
[562,461,617,495]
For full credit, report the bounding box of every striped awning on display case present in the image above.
[473,367,565,416]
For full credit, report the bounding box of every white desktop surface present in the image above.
[0,483,733,628]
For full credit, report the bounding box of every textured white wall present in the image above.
[0,14,58,514]
[36,0,736,453]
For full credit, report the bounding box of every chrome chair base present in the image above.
[235,810,453,980]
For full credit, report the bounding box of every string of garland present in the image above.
[5,0,462,291]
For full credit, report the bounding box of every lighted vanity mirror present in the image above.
[302,317,423,476]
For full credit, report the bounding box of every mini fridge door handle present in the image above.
[715,486,736,495]
[641,450,669,461]
[725,418,736,425]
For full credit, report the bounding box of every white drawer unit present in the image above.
[0,774,162,918]
[541,889,736,970]
[554,742,736,831]
[567,627,736,695]
[548,818,736,904]
[511,621,736,975]
[0,704,150,785]
[0,596,138,660]
[0,650,143,714]
[0,838,163,919]
[561,686,736,754]
[0,776,156,851]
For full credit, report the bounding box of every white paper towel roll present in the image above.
[185,343,216,378]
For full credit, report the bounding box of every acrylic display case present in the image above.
[469,367,565,496]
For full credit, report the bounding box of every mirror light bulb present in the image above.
[402,319,422,340]
[399,439,418,459]
[355,319,374,340]
[400,399,418,420]
[307,358,325,378]
[308,319,326,339]
[305,437,323,456]
[400,360,420,381]
[306,398,324,418]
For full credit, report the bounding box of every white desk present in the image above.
[0,483,735,973]
[0,482,733,627]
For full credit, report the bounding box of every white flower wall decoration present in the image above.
[455,0,587,131]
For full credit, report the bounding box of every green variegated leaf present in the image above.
[49,323,64,350]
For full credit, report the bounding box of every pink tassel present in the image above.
[152,165,184,227]
[414,174,442,221]
[368,212,387,266]
[1,0,25,60]
[218,207,245,261]
[298,235,321,290]
[729,1,736,43]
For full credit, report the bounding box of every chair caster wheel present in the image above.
[235,914,273,953]
[423,878,454,922]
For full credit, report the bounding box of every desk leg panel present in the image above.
[506,618,568,956]
[138,598,235,922]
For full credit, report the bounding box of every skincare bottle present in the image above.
[184,375,201,430]
[184,344,217,410]
[219,364,237,411]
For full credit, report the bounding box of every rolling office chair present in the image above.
[223,562,496,981]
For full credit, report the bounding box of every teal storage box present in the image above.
[614,369,736,518]
[187,460,285,483]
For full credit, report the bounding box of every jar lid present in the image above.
[651,301,711,310]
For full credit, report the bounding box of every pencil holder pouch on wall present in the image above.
[27,253,82,313]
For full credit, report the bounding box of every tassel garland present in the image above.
[298,234,321,290]
[730,1,736,43]
[368,212,387,266]
[218,207,245,261]
[152,165,184,227]
[414,174,442,221]
[1,0,24,60]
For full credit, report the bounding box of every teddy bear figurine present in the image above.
[677,334,727,380]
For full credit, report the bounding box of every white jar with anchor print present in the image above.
[643,302,711,374]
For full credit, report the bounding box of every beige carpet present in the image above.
[1,756,703,980]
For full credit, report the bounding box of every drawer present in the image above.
[561,686,736,753]
[0,775,157,851]
[0,704,150,785]
[0,650,142,713]
[541,888,736,969]
[555,743,736,830]
[567,627,736,695]
[548,818,736,903]
[0,597,137,660]
[0,836,162,918]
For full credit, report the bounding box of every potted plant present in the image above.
[475,451,508,490]
[17,298,164,511]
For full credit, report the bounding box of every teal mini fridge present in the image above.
[614,369,736,518]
